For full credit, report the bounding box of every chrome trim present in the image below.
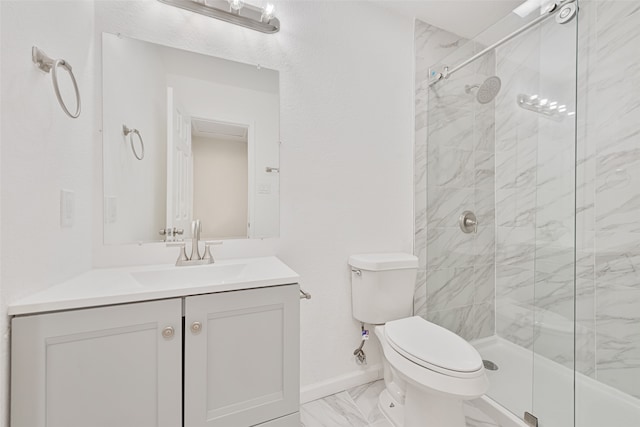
[524,412,538,427]
[190,321,202,334]
[167,225,221,266]
[157,0,280,34]
[428,0,576,87]
[32,46,81,118]
[161,326,175,339]
[190,219,202,262]
[299,289,311,300]
[459,211,478,234]
[122,125,145,160]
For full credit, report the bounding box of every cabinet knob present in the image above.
[162,326,175,339]
[190,321,202,334]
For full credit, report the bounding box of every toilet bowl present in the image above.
[348,253,489,427]
[375,317,488,427]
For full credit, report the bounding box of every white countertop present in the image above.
[9,256,300,316]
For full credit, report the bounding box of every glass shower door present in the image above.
[527,9,578,427]
[575,1,640,426]
[424,4,578,426]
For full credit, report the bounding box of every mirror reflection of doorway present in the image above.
[191,118,249,239]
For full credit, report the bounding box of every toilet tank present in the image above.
[349,253,418,325]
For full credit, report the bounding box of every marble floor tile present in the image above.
[300,380,502,427]
[347,380,388,424]
[300,391,370,427]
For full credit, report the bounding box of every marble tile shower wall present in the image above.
[414,19,466,320]
[575,0,640,400]
[415,0,640,403]
[415,20,496,341]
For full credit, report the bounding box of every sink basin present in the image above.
[8,256,300,316]
[131,263,246,289]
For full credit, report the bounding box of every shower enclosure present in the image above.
[416,1,640,426]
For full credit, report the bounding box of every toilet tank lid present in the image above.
[349,253,418,271]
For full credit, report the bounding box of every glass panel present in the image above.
[425,4,579,426]
[529,11,577,427]
[575,1,640,426]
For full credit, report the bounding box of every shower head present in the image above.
[476,76,501,104]
[466,76,502,104]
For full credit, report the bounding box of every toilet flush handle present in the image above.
[352,269,362,276]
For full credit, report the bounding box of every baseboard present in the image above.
[299,364,383,404]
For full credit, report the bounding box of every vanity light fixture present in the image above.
[228,0,244,11]
[157,0,280,33]
[261,3,275,22]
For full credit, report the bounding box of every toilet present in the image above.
[349,253,489,427]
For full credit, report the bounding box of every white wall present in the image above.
[94,0,415,399]
[0,0,415,421]
[0,1,95,424]
[192,136,248,238]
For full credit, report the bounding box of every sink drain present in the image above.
[483,359,498,371]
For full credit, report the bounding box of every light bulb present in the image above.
[261,3,275,22]
[228,0,244,11]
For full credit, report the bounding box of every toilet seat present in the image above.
[384,316,483,379]
[375,323,489,399]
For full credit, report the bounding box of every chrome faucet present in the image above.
[190,219,202,261]
[167,219,221,266]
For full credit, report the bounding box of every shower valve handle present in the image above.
[459,211,478,234]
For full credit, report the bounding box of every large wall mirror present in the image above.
[102,33,280,244]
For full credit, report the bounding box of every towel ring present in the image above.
[32,46,81,119]
[123,125,145,160]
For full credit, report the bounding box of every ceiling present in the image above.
[373,0,525,39]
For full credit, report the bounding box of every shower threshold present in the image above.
[468,336,640,427]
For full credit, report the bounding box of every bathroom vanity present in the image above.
[9,257,300,427]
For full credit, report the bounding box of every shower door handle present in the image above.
[459,211,477,234]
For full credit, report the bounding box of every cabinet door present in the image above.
[11,299,182,427]
[184,284,300,427]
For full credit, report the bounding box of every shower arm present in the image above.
[429,0,576,86]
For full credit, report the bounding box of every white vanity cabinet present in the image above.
[184,285,300,427]
[11,298,183,427]
[11,283,300,427]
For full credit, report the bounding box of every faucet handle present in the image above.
[202,241,222,263]
[166,242,188,263]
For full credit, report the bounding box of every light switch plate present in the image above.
[104,196,117,223]
[60,189,75,228]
